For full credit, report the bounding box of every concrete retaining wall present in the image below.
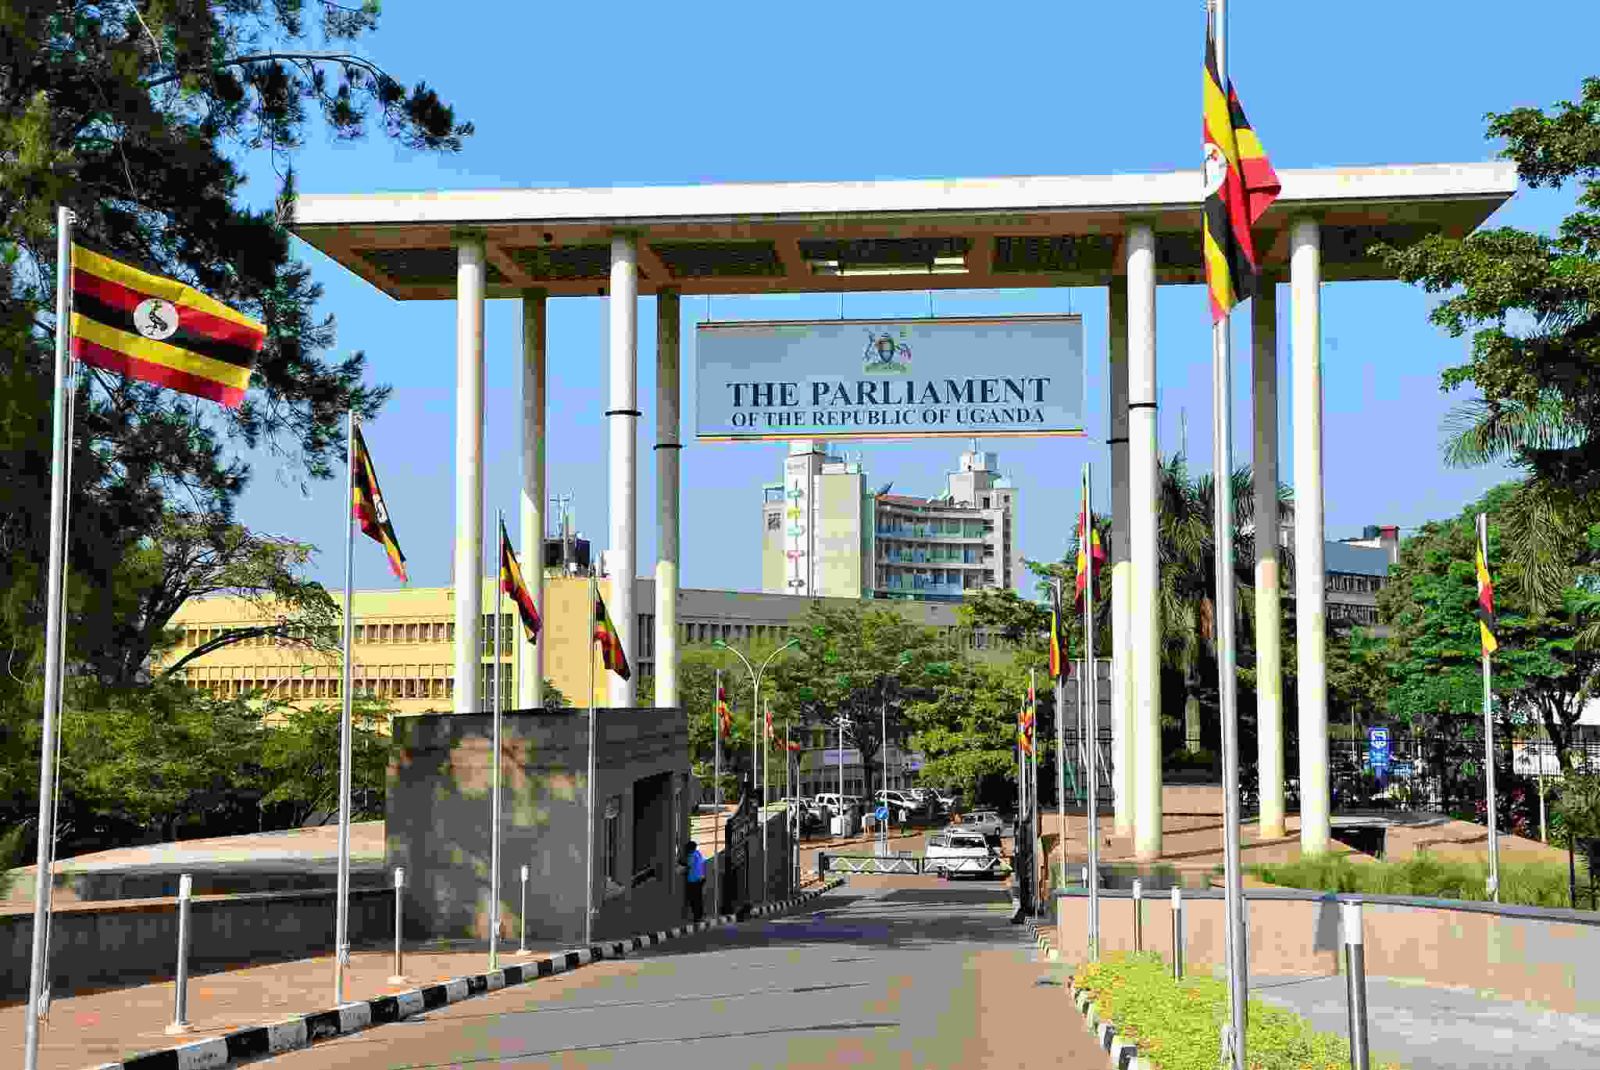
[0,887,393,1005]
[1055,888,1600,1014]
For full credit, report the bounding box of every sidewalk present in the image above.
[1,946,548,1070]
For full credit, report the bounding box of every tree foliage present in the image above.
[1383,75,1600,609]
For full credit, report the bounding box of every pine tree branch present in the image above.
[144,51,390,89]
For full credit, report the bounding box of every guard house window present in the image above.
[603,796,623,888]
[633,772,671,887]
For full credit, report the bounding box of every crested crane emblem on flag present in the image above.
[133,299,180,340]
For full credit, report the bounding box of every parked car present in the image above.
[925,829,1001,879]
[813,793,862,817]
[874,789,930,823]
[951,809,1005,847]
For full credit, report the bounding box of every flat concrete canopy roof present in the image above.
[292,162,1516,301]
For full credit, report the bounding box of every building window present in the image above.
[406,623,419,643]
[603,796,622,888]
[448,623,456,642]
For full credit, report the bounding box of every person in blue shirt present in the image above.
[682,841,706,921]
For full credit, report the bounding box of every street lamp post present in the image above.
[713,637,799,905]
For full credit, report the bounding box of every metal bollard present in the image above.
[1343,901,1371,1070]
[518,864,529,954]
[164,874,194,1035]
[388,867,406,983]
[1171,885,1184,980]
[1132,879,1143,952]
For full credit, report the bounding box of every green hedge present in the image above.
[1071,952,1401,1070]
[1248,852,1586,909]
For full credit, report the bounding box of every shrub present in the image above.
[1249,852,1585,909]
[1071,952,1400,1070]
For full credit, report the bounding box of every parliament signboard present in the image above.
[696,316,1085,441]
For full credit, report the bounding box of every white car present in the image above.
[874,789,926,822]
[925,829,1000,879]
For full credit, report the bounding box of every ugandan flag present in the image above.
[593,588,630,680]
[69,245,265,407]
[786,740,803,754]
[352,424,406,581]
[1073,494,1104,608]
[1475,538,1498,655]
[1202,27,1280,324]
[1018,701,1034,756]
[716,684,732,738]
[498,519,541,643]
[1048,584,1064,679]
[765,705,775,745]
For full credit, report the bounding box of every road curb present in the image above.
[1024,917,1059,962]
[1065,976,1150,1070]
[89,880,843,1070]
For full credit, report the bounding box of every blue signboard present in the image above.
[1367,727,1391,772]
[875,805,889,821]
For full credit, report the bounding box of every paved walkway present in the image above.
[255,880,1105,1069]
[0,947,549,1070]
[1253,973,1600,1070]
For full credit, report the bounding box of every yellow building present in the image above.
[160,577,966,719]
[160,575,621,716]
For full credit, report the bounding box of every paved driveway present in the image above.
[259,878,1102,1068]
[1253,973,1600,1070]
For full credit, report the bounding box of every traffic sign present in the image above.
[1367,727,1391,772]
[874,805,889,821]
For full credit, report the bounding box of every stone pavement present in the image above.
[0,946,547,1070]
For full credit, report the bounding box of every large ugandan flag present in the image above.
[1475,533,1499,656]
[69,245,265,407]
[1201,27,1280,324]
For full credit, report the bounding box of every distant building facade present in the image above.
[762,440,1021,602]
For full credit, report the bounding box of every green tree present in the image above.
[1378,486,1600,833]
[770,603,957,802]
[905,655,1029,809]
[258,699,390,827]
[0,0,466,856]
[1382,75,1600,610]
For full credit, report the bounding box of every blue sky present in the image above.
[228,1,1598,595]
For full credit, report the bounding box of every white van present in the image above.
[925,829,999,879]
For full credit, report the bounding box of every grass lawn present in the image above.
[1248,852,1592,909]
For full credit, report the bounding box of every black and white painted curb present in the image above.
[1067,977,1154,1070]
[1024,917,1059,962]
[91,880,843,1070]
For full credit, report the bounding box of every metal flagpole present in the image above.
[1480,512,1500,903]
[762,699,769,902]
[1085,465,1101,959]
[333,409,357,1006]
[714,669,721,914]
[585,574,597,946]
[1055,579,1067,882]
[489,512,504,969]
[23,206,76,1070]
[1212,5,1248,1064]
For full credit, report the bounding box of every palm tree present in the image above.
[1156,455,1293,753]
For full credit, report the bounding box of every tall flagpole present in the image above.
[23,205,76,1070]
[714,669,721,915]
[1480,512,1501,903]
[1212,3,1249,1065]
[1054,578,1067,881]
[1085,465,1101,958]
[334,409,357,1006]
[489,511,504,969]
[585,574,597,946]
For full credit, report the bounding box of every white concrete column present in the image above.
[1108,276,1134,838]
[453,235,487,714]
[606,235,639,708]
[1291,218,1330,854]
[1126,223,1162,861]
[519,290,547,710]
[1252,282,1285,839]
[654,288,682,709]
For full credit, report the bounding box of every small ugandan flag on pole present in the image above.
[69,245,265,407]
[1048,580,1064,680]
[1476,519,1498,655]
[351,423,407,582]
[716,682,732,738]
[498,518,541,642]
[1201,23,1280,323]
[593,586,631,681]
